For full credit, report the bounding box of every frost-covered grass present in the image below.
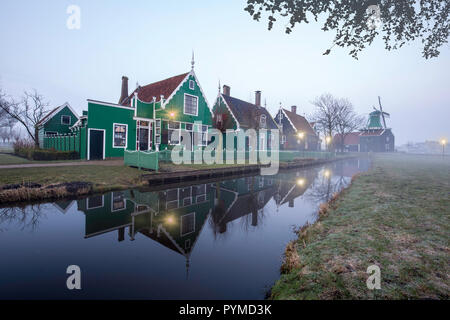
[271,153,450,299]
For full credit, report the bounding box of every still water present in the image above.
[0,158,369,299]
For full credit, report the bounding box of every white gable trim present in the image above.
[162,70,211,113]
[218,94,240,129]
[281,109,297,133]
[161,73,190,109]
[38,102,80,128]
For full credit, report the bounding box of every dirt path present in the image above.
[0,159,124,169]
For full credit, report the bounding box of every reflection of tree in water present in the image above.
[209,182,228,239]
[0,205,46,232]
[306,168,350,205]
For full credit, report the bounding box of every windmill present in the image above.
[372,96,390,128]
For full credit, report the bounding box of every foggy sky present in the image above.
[1,0,449,145]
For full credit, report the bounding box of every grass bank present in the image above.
[272,153,450,299]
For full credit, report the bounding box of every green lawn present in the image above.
[0,153,33,165]
[271,153,450,299]
[0,165,144,190]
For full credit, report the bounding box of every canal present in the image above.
[0,158,370,299]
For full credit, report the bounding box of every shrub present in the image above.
[32,149,79,160]
[13,140,79,160]
[13,139,35,159]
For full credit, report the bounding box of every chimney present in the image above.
[223,85,230,96]
[118,76,129,104]
[291,105,297,114]
[255,91,261,107]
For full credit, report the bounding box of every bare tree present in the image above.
[334,98,365,152]
[0,88,50,147]
[311,93,339,150]
[0,128,8,144]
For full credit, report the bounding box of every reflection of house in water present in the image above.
[52,200,75,214]
[210,176,278,234]
[272,168,318,208]
[76,184,215,277]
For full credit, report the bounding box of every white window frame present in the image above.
[180,212,196,237]
[168,121,181,145]
[183,93,198,116]
[61,115,71,125]
[87,195,104,210]
[112,123,128,149]
[189,80,195,90]
[260,114,266,127]
[111,191,126,212]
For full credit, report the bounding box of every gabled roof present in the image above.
[37,102,79,127]
[334,132,360,145]
[221,94,278,129]
[122,72,189,105]
[282,108,317,136]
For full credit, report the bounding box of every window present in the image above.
[281,135,286,144]
[184,94,198,116]
[61,115,71,125]
[181,213,195,236]
[168,121,180,145]
[260,114,266,127]
[189,80,195,90]
[87,195,104,209]
[279,112,283,120]
[155,119,161,145]
[112,192,126,212]
[200,125,208,146]
[113,124,127,148]
[185,123,193,131]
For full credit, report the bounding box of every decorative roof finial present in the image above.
[191,51,195,70]
[218,79,221,94]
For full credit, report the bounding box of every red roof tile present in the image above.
[282,109,316,136]
[122,72,189,105]
[334,132,360,145]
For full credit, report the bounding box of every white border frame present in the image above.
[87,128,106,160]
[180,212,196,237]
[61,115,71,126]
[111,191,127,212]
[183,93,199,117]
[112,123,128,149]
[87,195,104,210]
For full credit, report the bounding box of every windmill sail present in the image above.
[378,96,387,128]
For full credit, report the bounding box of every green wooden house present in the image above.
[37,102,79,147]
[212,85,279,151]
[75,60,212,160]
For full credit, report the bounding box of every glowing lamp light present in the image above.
[324,170,331,178]
[441,138,447,146]
[325,136,332,144]
[166,215,175,225]
[297,132,305,139]
[169,111,175,118]
[296,178,306,186]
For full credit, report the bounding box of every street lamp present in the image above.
[325,136,332,150]
[441,138,447,157]
[169,111,175,119]
[297,132,305,139]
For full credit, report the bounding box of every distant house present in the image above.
[359,110,395,152]
[37,102,79,147]
[212,85,278,150]
[274,106,320,151]
[333,132,360,152]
